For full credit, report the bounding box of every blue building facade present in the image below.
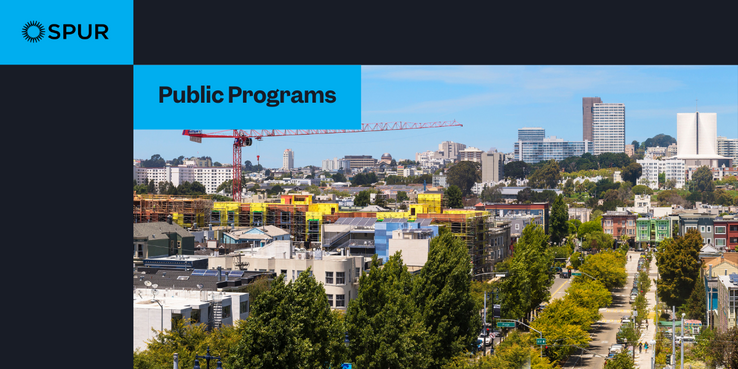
[374,218,439,263]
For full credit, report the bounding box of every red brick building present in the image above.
[601,211,637,240]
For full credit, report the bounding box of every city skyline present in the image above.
[134,65,738,169]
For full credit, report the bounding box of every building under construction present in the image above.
[134,192,502,275]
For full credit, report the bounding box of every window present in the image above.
[240,301,250,315]
[191,309,201,323]
[327,294,333,307]
[707,226,712,233]
[356,267,361,280]
[730,237,738,244]
[336,272,345,284]
[515,224,520,230]
[716,238,726,246]
[701,226,706,232]
[716,226,725,234]
[222,305,231,319]
[326,271,334,284]
[280,269,287,276]
[336,294,345,307]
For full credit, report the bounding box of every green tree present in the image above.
[581,231,614,252]
[134,318,243,369]
[445,185,463,209]
[550,194,569,245]
[684,275,706,322]
[642,134,676,150]
[656,230,703,308]
[346,253,429,369]
[578,250,626,289]
[578,216,603,238]
[691,165,716,203]
[332,172,347,183]
[516,187,534,203]
[528,159,561,189]
[503,161,529,180]
[216,179,233,194]
[620,162,642,187]
[412,232,481,368]
[498,224,553,321]
[396,190,409,202]
[480,184,503,203]
[475,331,557,369]
[231,270,346,368]
[304,185,322,196]
[707,326,738,369]
[446,161,481,196]
[631,185,653,195]
[354,190,371,207]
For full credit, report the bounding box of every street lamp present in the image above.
[681,313,685,369]
[145,280,163,332]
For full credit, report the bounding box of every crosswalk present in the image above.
[599,308,633,312]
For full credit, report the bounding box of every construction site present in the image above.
[133,192,501,275]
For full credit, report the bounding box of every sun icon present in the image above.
[22,21,45,43]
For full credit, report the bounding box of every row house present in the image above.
[714,218,738,251]
[635,217,675,247]
[601,211,637,240]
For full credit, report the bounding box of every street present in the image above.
[560,251,658,369]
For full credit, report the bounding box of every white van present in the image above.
[676,336,696,345]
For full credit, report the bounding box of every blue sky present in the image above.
[134,65,738,169]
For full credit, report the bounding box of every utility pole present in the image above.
[672,306,676,368]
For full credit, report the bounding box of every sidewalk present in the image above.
[634,255,658,369]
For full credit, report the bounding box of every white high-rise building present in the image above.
[717,136,738,165]
[283,149,294,170]
[592,102,625,155]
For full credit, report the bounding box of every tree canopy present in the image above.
[346,253,428,368]
[232,270,346,368]
[446,161,481,196]
[445,185,464,209]
[656,230,703,308]
[550,194,569,245]
[528,160,561,189]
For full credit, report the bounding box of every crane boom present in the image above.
[182,120,463,202]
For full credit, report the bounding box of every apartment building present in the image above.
[592,102,625,155]
[716,274,738,333]
[209,240,364,311]
[134,165,233,194]
[636,158,686,190]
[601,211,637,240]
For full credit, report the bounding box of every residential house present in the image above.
[601,211,637,241]
[134,221,195,262]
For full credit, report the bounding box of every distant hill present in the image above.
[642,134,676,149]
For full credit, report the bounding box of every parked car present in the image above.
[610,344,625,354]
[676,335,696,345]
[621,316,631,324]
[560,270,569,278]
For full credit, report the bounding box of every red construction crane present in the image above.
[182,120,463,202]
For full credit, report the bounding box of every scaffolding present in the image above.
[134,194,492,265]
[133,193,214,228]
[419,210,490,276]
